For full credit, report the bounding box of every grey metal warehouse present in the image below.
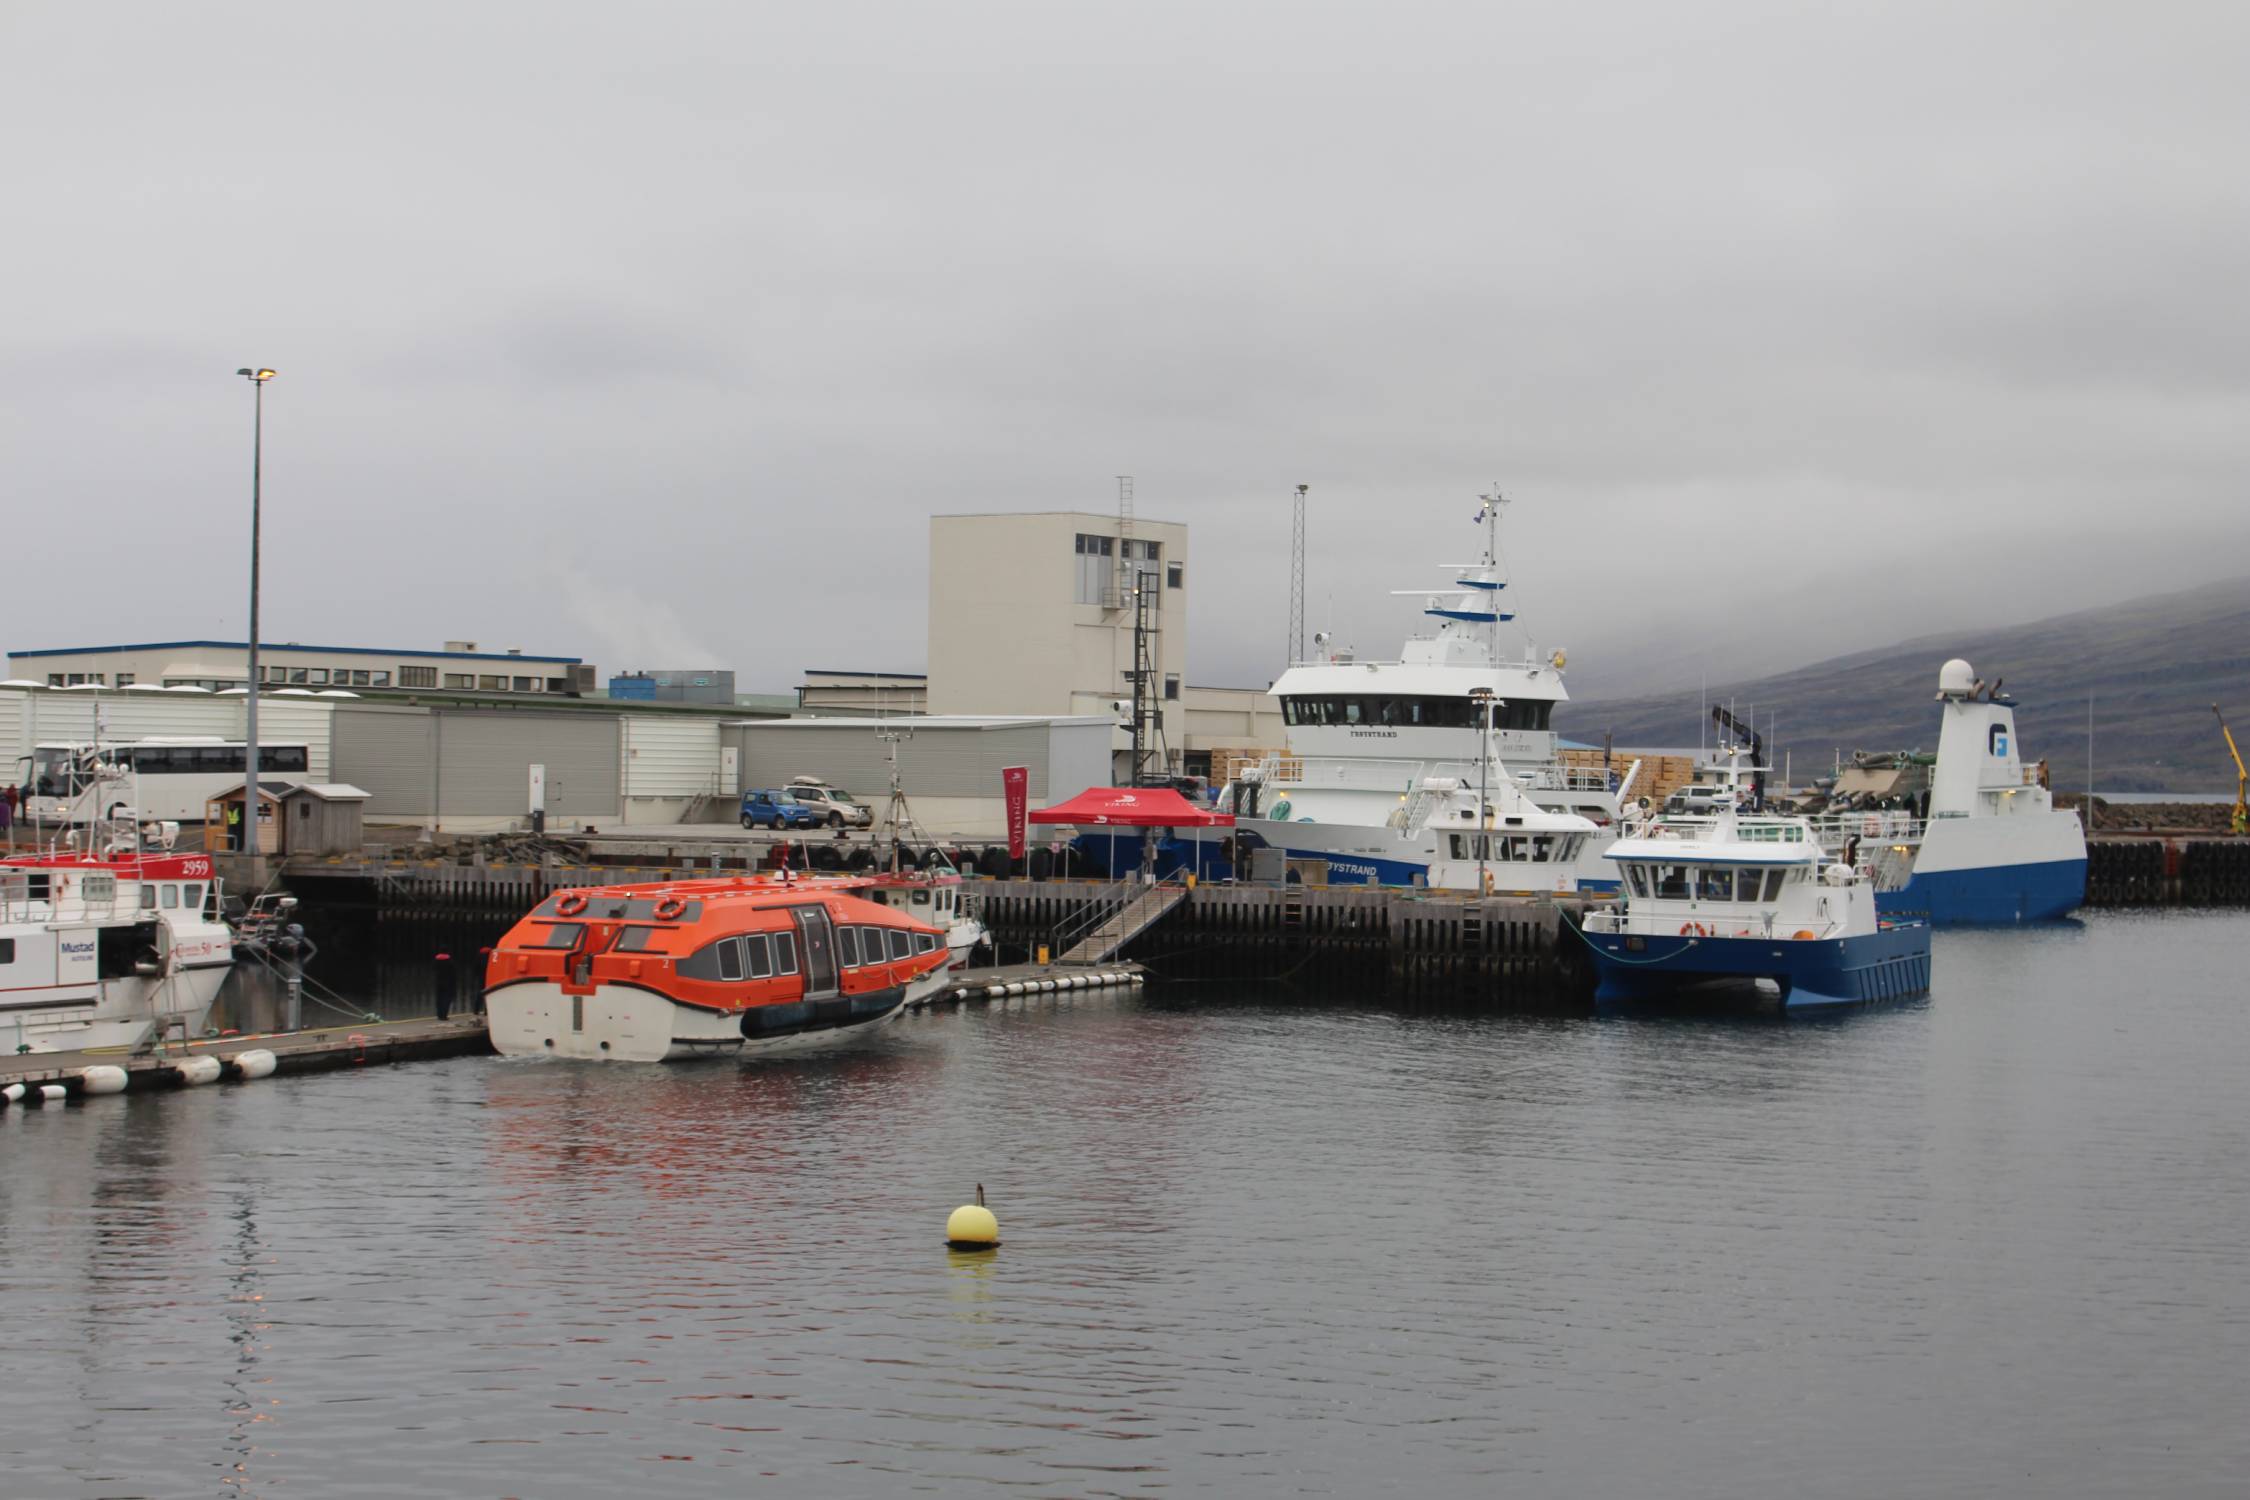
[727,715,1113,837]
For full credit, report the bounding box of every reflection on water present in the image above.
[5,910,2249,1497]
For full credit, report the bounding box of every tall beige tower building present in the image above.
[927,511,1190,777]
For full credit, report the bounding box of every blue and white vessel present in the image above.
[1582,776,1931,1010]
[1205,492,1631,890]
[1813,660,2086,923]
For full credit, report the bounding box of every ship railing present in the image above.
[1805,811,1925,852]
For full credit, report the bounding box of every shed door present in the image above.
[792,907,838,997]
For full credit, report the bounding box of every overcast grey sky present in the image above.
[5,2,2246,697]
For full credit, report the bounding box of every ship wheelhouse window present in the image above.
[1625,864,1649,898]
[1280,695,1554,731]
[1764,869,1788,901]
[744,934,773,979]
[836,926,860,966]
[182,884,201,911]
[0,939,13,964]
[1653,865,1692,900]
[1698,867,1743,902]
[772,933,799,975]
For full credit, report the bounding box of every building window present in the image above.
[308,668,329,685]
[1165,674,1180,700]
[289,668,309,684]
[370,670,391,686]
[1167,562,1183,589]
[546,677,569,693]
[443,673,473,689]
[116,673,134,687]
[478,674,504,691]
[398,666,436,688]
[1073,533,1114,605]
[512,676,535,692]
[47,673,63,686]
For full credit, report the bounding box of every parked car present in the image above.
[741,789,822,830]
[785,777,874,829]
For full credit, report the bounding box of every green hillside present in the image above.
[1554,578,2250,794]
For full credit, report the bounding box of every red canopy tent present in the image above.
[1028,786,1234,827]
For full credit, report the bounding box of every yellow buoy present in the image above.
[946,1185,1000,1249]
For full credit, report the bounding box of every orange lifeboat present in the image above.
[483,873,950,1062]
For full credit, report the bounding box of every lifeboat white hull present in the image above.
[487,982,909,1063]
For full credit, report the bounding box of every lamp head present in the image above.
[236,367,276,382]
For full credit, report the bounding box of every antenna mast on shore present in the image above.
[1287,484,1308,665]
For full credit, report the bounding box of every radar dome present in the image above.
[1938,658,1976,697]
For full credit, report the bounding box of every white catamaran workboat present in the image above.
[1204,492,1632,890]
[1,840,236,1053]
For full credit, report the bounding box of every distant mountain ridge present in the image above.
[1553,577,2250,793]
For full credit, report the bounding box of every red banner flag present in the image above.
[1002,766,1029,859]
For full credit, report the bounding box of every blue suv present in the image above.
[740,788,821,830]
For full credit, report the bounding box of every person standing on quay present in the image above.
[0,784,14,847]
[432,950,456,1021]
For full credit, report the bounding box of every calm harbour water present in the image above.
[4,909,2247,1498]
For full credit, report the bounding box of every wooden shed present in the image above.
[204,780,370,856]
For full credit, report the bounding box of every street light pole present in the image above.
[236,368,274,878]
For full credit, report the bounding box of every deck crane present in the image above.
[1709,704,1767,811]
[2216,704,2248,836]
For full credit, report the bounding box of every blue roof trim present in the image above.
[8,639,581,664]
[1456,579,1506,590]
[1424,609,1515,623]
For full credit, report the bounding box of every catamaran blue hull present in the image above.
[1585,923,1932,1010]
[1876,856,2086,925]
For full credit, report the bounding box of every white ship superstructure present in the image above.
[1216,492,1629,889]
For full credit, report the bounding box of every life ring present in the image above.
[653,896,686,920]
[555,892,588,917]
[1678,921,1707,938]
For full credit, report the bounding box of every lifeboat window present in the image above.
[743,934,773,979]
[1653,865,1692,900]
[915,932,939,955]
[717,940,746,982]
[611,926,654,952]
[537,922,585,948]
[888,929,912,961]
[772,933,799,976]
[836,926,860,966]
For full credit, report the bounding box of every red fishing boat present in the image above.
[484,873,950,1062]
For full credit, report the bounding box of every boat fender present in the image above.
[173,1056,223,1087]
[1,1083,25,1107]
[78,1065,129,1096]
[230,1049,279,1081]
[1792,930,1817,941]
[39,1084,68,1104]
[653,896,686,920]
[555,892,589,917]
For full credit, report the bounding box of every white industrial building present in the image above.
[7,639,594,695]
[728,715,1112,838]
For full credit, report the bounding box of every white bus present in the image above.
[17,738,313,825]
